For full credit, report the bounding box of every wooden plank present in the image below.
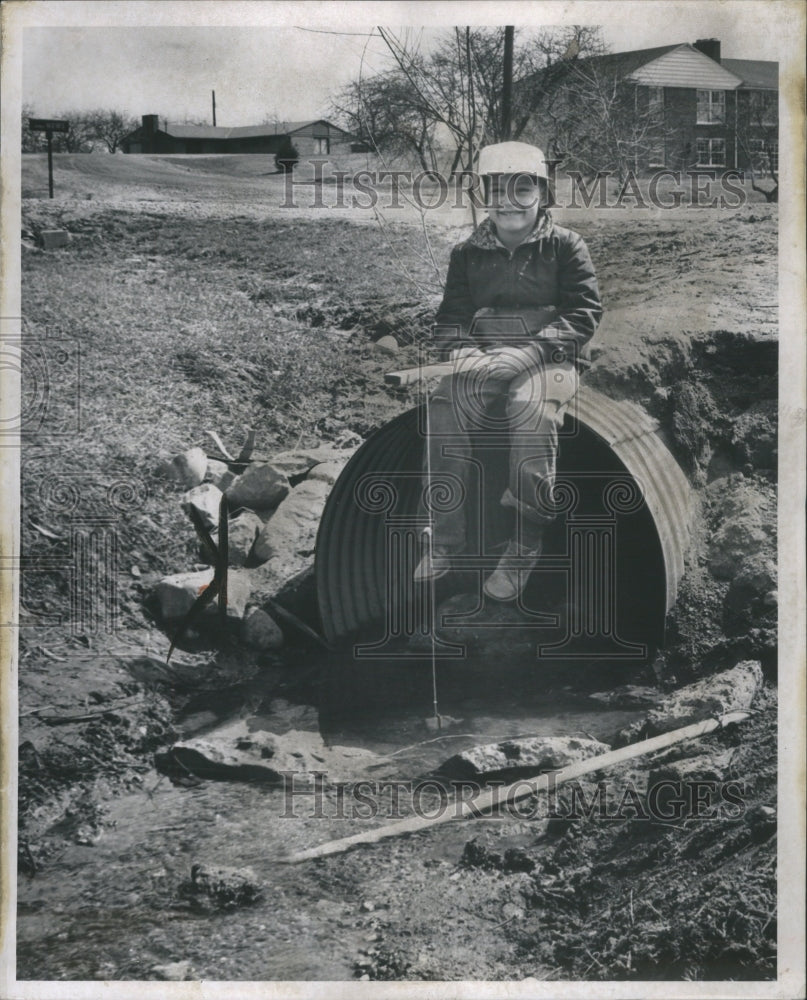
[284,711,751,863]
[384,363,456,387]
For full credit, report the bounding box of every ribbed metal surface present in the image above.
[316,385,692,644]
[572,389,692,605]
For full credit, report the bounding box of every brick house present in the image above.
[524,38,777,175]
[121,115,357,155]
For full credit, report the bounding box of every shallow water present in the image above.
[17,684,645,981]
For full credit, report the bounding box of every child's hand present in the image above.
[482,346,536,380]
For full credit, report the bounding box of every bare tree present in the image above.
[45,111,96,153]
[21,104,46,153]
[333,26,605,178]
[522,42,677,182]
[85,109,138,153]
[734,89,778,202]
[333,71,438,172]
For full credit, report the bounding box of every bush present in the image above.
[275,137,299,174]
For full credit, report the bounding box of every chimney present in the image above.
[142,114,159,134]
[694,38,721,63]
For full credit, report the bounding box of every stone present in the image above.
[41,229,70,250]
[243,607,284,650]
[269,445,354,480]
[248,560,314,609]
[205,458,230,486]
[372,335,399,355]
[162,447,207,488]
[226,510,263,566]
[438,735,610,781]
[588,685,663,709]
[307,460,344,485]
[155,719,395,784]
[252,478,331,564]
[615,660,763,745]
[183,864,263,911]
[154,568,252,621]
[226,463,289,511]
[151,960,193,981]
[181,483,223,530]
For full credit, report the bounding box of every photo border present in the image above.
[1,2,804,997]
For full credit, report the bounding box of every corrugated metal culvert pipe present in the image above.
[315,385,692,668]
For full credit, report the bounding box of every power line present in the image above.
[295,27,380,37]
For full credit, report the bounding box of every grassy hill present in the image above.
[21,151,383,203]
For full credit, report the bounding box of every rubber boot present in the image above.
[483,537,542,602]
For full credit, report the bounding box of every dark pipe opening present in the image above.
[315,394,688,720]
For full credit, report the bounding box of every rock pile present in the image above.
[154,437,359,650]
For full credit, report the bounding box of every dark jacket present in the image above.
[434,212,602,368]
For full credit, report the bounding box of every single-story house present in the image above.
[121,115,359,155]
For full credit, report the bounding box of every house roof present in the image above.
[144,118,351,140]
[626,44,744,89]
[523,42,778,93]
[722,59,778,89]
[575,44,681,77]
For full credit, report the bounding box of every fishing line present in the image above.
[422,369,442,731]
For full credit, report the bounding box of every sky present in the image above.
[17,3,788,127]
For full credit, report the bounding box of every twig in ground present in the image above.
[388,733,477,757]
[204,430,235,462]
[167,495,229,662]
[584,947,607,974]
[39,647,66,662]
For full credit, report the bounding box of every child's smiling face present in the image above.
[486,173,542,245]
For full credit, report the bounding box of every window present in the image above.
[648,87,664,115]
[696,137,725,166]
[748,138,778,173]
[696,89,725,124]
[314,137,330,154]
[748,90,777,126]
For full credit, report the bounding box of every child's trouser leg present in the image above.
[500,361,578,543]
[423,372,502,550]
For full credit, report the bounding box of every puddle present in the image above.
[17,674,648,981]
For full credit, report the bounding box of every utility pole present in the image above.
[502,26,514,140]
[212,90,217,126]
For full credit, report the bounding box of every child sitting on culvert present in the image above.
[415,141,602,602]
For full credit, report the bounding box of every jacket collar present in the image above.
[467,210,554,250]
